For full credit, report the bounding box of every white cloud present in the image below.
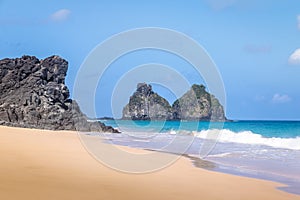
[49,9,71,22]
[288,49,300,65]
[298,15,300,30]
[272,94,291,104]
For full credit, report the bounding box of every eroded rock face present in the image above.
[0,55,118,132]
[172,84,226,121]
[122,83,173,120]
[122,83,226,121]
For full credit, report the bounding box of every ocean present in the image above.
[96,120,300,194]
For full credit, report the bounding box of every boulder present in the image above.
[0,55,119,133]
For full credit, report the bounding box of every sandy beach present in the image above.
[0,125,299,200]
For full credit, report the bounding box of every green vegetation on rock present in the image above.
[122,83,227,121]
[122,83,173,120]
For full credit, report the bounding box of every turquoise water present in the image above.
[102,120,300,150]
[98,119,300,194]
[104,120,300,138]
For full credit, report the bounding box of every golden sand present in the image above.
[0,126,299,200]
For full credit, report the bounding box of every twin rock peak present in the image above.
[122,83,227,121]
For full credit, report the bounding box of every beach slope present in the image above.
[0,126,299,200]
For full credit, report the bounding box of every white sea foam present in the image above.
[206,152,233,158]
[192,129,300,150]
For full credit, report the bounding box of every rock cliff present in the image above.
[0,55,118,132]
[172,84,226,121]
[122,83,173,120]
[122,83,226,121]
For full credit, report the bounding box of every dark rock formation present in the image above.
[122,83,173,120]
[122,83,226,121]
[0,55,118,132]
[172,84,226,121]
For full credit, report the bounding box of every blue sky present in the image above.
[1,0,300,120]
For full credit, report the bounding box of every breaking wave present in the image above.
[190,129,300,150]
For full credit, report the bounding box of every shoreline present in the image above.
[186,153,300,195]
[140,148,300,195]
[0,125,300,200]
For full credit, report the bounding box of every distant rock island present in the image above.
[122,83,226,121]
[122,83,173,120]
[172,84,226,121]
[0,55,118,133]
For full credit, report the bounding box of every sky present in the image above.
[0,0,300,120]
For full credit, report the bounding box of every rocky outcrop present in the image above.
[122,83,173,120]
[122,83,226,121]
[0,55,118,132]
[172,84,226,121]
